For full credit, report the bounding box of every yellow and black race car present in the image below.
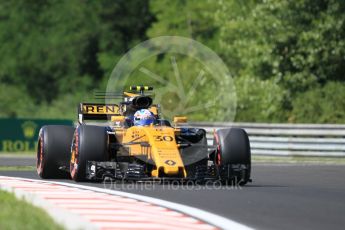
[37,86,251,185]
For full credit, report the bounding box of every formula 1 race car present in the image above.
[37,86,251,185]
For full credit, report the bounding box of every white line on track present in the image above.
[0,176,254,230]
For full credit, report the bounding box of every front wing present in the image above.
[86,161,250,184]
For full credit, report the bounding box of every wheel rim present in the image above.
[36,136,44,175]
[213,131,222,166]
[70,129,79,179]
[216,151,221,166]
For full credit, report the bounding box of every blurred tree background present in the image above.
[0,0,344,123]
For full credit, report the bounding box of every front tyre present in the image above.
[70,125,108,181]
[214,128,251,185]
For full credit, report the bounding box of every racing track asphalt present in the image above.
[0,159,344,230]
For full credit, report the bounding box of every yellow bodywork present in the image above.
[116,124,187,178]
[80,87,190,178]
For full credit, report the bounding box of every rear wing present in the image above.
[78,103,120,123]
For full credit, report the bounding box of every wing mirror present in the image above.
[173,116,188,124]
[111,116,126,123]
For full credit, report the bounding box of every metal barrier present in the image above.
[188,122,345,157]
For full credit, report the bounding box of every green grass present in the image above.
[253,155,345,164]
[0,166,36,171]
[0,152,36,156]
[0,190,64,230]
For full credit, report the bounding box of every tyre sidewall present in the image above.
[215,128,251,165]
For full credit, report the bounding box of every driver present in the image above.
[133,109,156,126]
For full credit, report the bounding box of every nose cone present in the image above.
[145,126,186,177]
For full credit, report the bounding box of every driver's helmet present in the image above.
[133,109,155,126]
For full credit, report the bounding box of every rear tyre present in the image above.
[70,125,108,181]
[214,128,251,185]
[37,125,74,179]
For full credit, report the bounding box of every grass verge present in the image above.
[0,152,35,157]
[0,166,36,171]
[253,155,345,164]
[0,190,63,230]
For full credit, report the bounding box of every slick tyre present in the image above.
[214,128,251,185]
[37,125,74,179]
[70,125,108,181]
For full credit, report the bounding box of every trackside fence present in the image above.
[188,122,345,157]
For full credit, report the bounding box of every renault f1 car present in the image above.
[37,86,251,185]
